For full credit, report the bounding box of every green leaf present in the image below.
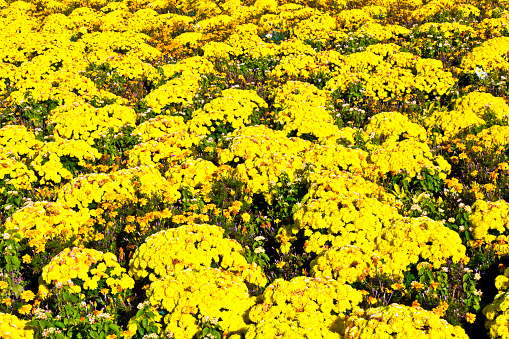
[465,230,471,241]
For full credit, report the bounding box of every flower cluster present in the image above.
[188,88,268,135]
[41,247,134,295]
[49,101,137,145]
[246,276,363,337]
[30,139,101,185]
[147,268,255,338]
[4,201,91,253]
[129,223,267,287]
[57,165,174,211]
[468,199,509,254]
[0,313,34,339]
[344,304,469,338]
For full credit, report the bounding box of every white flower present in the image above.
[474,273,481,281]
[448,217,455,223]
[2,233,9,240]
[254,236,266,242]
[475,67,488,80]
[254,246,265,254]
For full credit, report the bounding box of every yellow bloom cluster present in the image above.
[286,168,465,275]
[57,165,175,211]
[129,223,267,286]
[418,22,476,38]
[227,30,276,59]
[202,41,237,61]
[0,155,37,192]
[269,54,320,83]
[125,8,165,34]
[302,143,369,176]
[271,81,339,141]
[425,109,485,143]
[0,313,34,339]
[354,22,410,41]
[147,268,255,338]
[468,199,509,254]
[456,3,481,18]
[156,55,216,82]
[68,7,103,31]
[258,4,318,35]
[188,88,268,135]
[9,69,99,108]
[365,111,427,144]
[166,158,218,197]
[31,139,101,185]
[455,91,509,121]
[324,46,455,102]
[483,267,509,339]
[4,201,91,253]
[219,125,311,203]
[310,245,384,283]
[477,15,509,38]
[366,139,450,180]
[291,12,337,44]
[245,318,341,339]
[344,304,469,338]
[336,9,374,30]
[80,31,160,62]
[495,267,509,292]
[0,125,42,160]
[127,131,201,168]
[143,74,202,114]
[411,0,455,21]
[483,292,509,339]
[275,37,317,58]
[174,32,204,49]
[131,115,187,142]
[41,247,134,294]
[280,170,398,254]
[49,102,137,145]
[473,126,509,150]
[98,53,159,81]
[247,276,363,336]
[461,37,509,75]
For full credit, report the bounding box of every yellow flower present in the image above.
[22,254,32,264]
[125,224,136,233]
[21,290,35,302]
[276,261,286,268]
[241,213,250,222]
[0,281,8,289]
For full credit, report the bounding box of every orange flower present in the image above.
[410,281,424,290]
[18,304,32,315]
[466,312,476,323]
